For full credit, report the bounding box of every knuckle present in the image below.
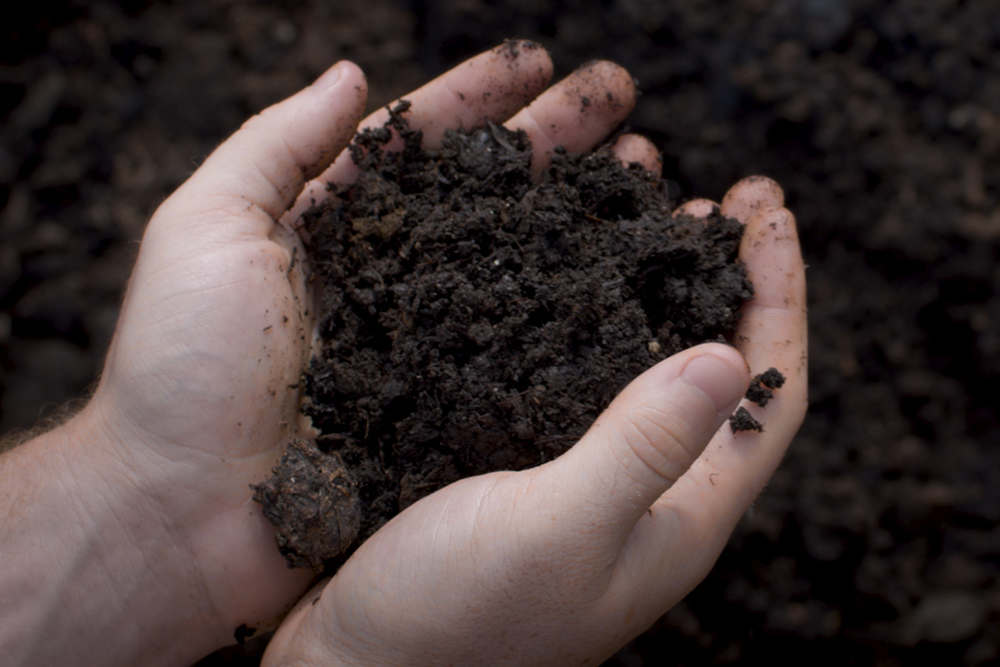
[616,405,698,486]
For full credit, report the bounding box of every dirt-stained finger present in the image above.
[282,41,553,227]
[634,204,806,587]
[713,204,807,498]
[671,199,718,220]
[505,60,637,175]
[693,205,804,499]
[361,40,553,150]
[719,175,785,225]
[610,134,662,177]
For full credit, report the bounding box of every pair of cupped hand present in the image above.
[19,43,806,666]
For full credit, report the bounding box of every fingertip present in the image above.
[310,61,345,90]
[310,60,363,92]
[568,60,637,123]
[486,39,554,91]
[445,41,555,127]
[318,60,367,95]
[672,198,719,220]
[741,206,801,270]
[303,61,368,181]
[611,134,662,176]
[720,175,785,225]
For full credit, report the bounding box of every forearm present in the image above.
[0,410,222,667]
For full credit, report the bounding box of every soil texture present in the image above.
[6,1,1000,665]
[261,107,751,566]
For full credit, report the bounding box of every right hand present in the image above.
[262,56,808,664]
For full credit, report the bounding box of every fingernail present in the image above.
[681,352,746,415]
[313,62,344,90]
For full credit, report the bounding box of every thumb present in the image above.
[544,343,748,542]
[155,61,368,236]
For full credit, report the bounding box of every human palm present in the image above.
[95,208,318,628]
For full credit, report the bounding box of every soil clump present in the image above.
[252,439,360,569]
[257,105,754,569]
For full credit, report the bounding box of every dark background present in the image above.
[2,0,999,664]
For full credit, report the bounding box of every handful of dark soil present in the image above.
[255,103,754,570]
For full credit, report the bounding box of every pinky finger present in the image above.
[672,198,718,220]
[609,204,807,606]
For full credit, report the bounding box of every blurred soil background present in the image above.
[3,0,1000,664]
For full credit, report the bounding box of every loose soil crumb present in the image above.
[730,406,764,433]
[745,367,786,407]
[260,104,754,568]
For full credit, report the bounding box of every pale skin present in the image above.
[0,43,806,667]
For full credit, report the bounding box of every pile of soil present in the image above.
[5,1,1000,665]
[256,104,751,568]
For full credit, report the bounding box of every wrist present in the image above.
[0,403,227,667]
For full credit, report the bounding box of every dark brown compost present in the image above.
[256,105,753,569]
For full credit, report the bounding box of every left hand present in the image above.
[91,44,647,651]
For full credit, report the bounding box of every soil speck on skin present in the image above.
[730,406,764,433]
[254,104,754,569]
[233,625,255,646]
[498,38,541,61]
